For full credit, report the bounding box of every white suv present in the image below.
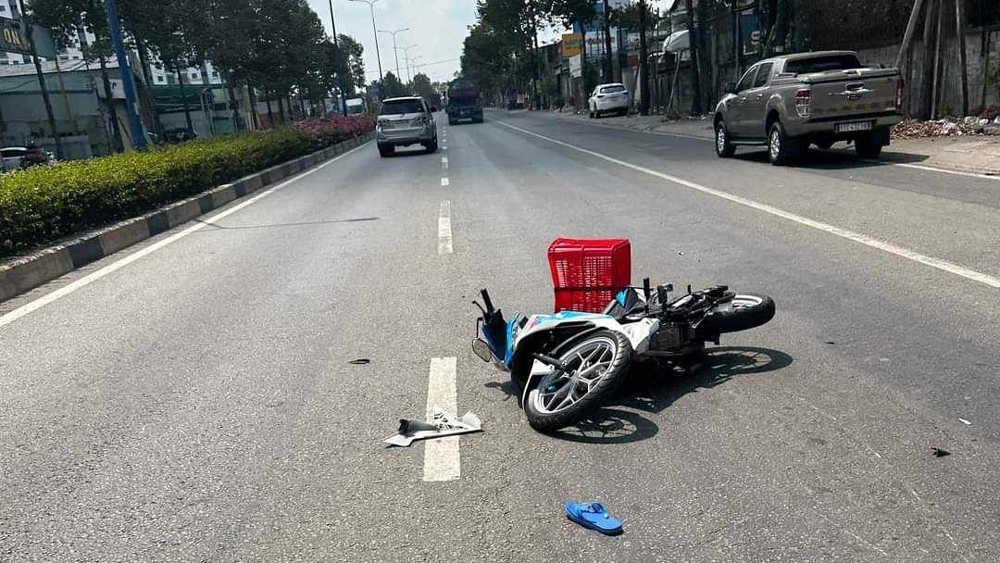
[588,83,630,118]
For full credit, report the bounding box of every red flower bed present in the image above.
[291,115,375,148]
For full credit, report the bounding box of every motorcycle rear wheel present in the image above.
[524,330,631,431]
[699,294,775,336]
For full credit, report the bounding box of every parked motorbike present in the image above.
[472,281,775,431]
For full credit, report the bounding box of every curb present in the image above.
[0,132,373,303]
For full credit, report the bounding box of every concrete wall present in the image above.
[857,28,1000,118]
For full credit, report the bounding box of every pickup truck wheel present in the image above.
[715,120,736,158]
[855,135,883,158]
[768,122,797,166]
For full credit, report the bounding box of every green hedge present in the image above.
[0,122,370,258]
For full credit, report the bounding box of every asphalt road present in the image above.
[2,110,999,562]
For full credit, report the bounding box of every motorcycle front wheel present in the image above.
[698,294,775,336]
[524,330,631,431]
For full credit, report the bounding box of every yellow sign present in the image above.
[562,33,583,58]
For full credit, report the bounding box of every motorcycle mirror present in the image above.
[472,338,492,363]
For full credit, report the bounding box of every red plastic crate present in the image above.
[548,238,631,313]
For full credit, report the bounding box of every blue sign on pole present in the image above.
[103,0,146,150]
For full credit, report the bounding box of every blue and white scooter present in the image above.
[472,281,775,431]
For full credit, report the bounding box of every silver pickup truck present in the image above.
[713,51,903,165]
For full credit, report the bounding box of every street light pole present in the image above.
[377,28,408,82]
[99,0,146,149]
[327,0,347,114]
[349,0,383,97]
[409,56,423,82]
[400,44,418,83]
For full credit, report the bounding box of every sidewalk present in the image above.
[539,109,1000,177]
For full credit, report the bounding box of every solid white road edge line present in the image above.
[0,142,371,329]
[892,162,1000,181]
[496,120,1000,289]
[557,114,1000,182]
[424,357,461,482]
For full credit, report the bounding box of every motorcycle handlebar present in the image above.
[480,288,495,314]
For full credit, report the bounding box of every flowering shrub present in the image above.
[291,115,375,149]
[0,117,374,257]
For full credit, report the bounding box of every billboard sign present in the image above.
[562,33,583,58]
[0,17,56,58]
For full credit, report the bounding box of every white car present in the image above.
[588,83,630,118]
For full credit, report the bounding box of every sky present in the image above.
[306,0,680,86]
[307,0,479,85]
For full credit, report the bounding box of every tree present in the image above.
[545,0,597,106]
[338,34,366,95]
[461,21,511,102]
[30,0,126,152]
[381,71,408,98]
[411,73,435,99]
[18,0,63,159]
[616,1,658,114]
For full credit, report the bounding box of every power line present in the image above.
[364,57,460,78]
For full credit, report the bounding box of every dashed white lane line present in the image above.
[423,357,460,482]
[441,177,450,186]
[438,200,453,255]
[496,120,1000,289]
[442,157,449,169]
[0,142,372,329]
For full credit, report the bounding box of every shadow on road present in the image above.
[545,346,793,445]
[385,148,438,158]
[734,147,929,170]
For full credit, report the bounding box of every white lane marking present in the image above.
[0,143,371,329]
[438,200,453,254]
[550,115,1000,181]
[497,120,1000,289]
[424,357,460,482]
[442,157,449,169]
[892,162,1000,181]
[441,177,449,186]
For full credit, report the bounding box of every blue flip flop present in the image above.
[565,501,623,535]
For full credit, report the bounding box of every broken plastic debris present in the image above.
[349,358,371,365]
[932,447,950,457]
[959,418,972,425]
[384,407,482,447]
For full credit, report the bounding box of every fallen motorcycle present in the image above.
[472,281,775,431]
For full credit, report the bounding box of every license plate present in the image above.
[836,121,873,133]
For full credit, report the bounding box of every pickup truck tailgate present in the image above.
[805,68,898,121]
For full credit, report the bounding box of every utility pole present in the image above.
[102,0,146,149]
[400,44,417,83]
[531,2,540,109]
[349,0,383,96]
[18,0,63,159]
[683,0,702,115]
[638,0,650,115]
[328,0,347,114]
[602,0,613,82]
